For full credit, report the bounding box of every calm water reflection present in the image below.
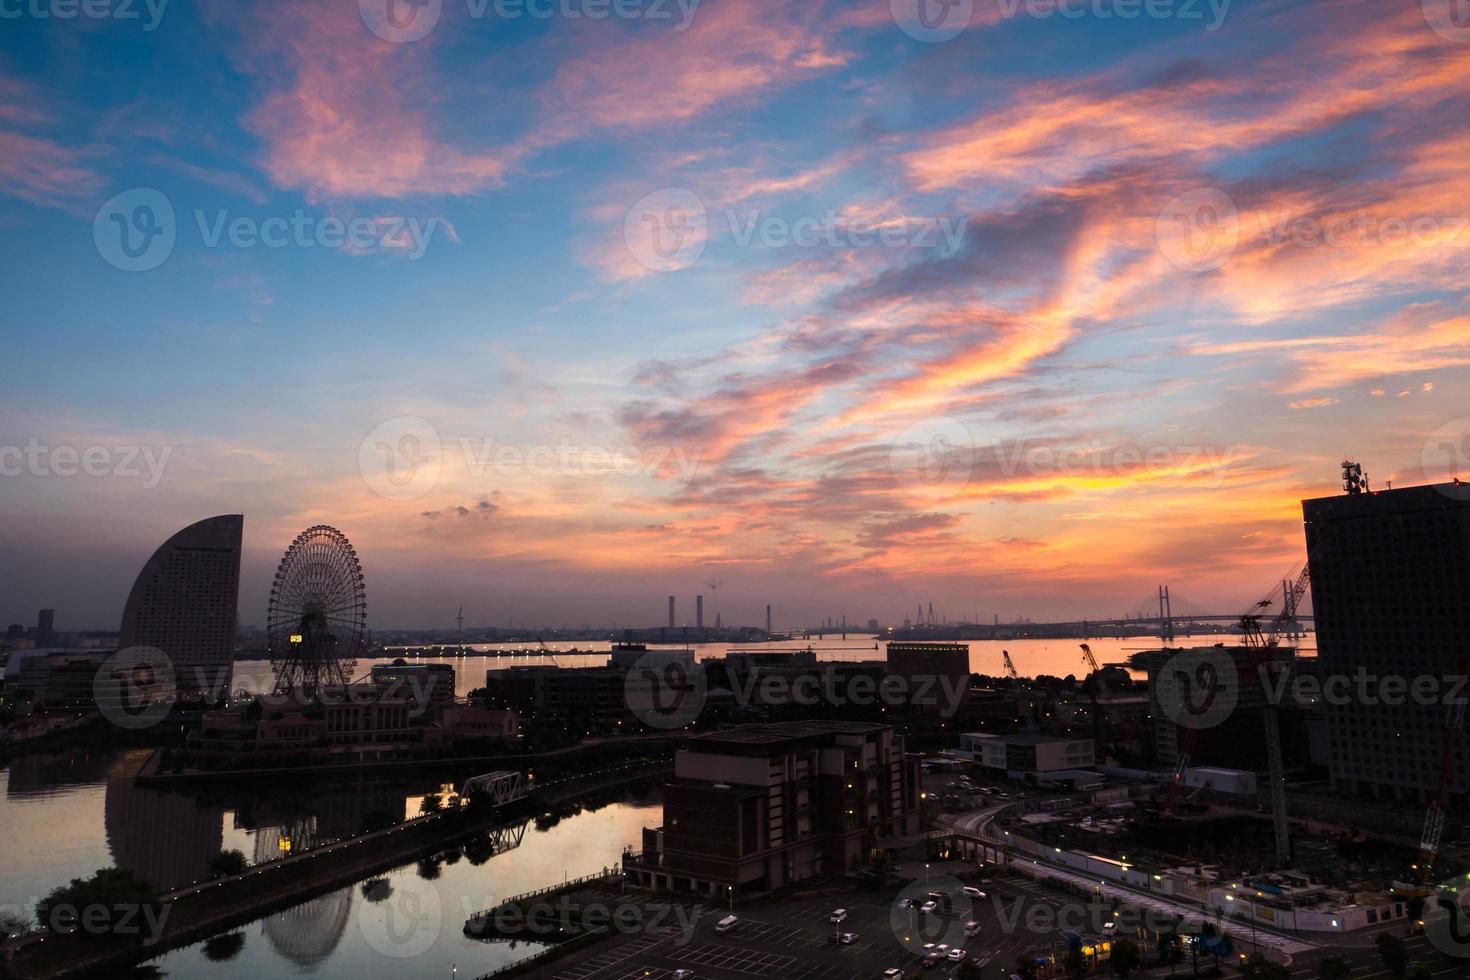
[143,800,655,979]
[226,633,1292,700]
[1,745,660,979]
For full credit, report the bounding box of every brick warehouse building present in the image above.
[623,720,921,898]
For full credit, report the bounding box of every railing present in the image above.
[466,870,624,923]
[469,930,605,980]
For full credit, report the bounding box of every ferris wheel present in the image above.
[267,525,366,694]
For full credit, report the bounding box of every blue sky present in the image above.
[3,0,1469,630]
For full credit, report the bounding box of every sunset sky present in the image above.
[3,0,1469,630]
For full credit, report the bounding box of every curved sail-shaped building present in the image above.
[118,514,243,699]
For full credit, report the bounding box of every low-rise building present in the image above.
[484,644,695,733]
[370,660,456,716]
[962,732,1095,776]
[442,705,518,742]
[623,720,921,898]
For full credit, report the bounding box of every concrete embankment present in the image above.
[135,732,685,786]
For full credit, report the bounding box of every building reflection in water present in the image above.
[103,749,224,892]
[259,886,354,970]
[252,816,318,863]
[4,743,119,798]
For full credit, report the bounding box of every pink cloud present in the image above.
[221,1,515,201]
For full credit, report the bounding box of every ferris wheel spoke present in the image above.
[266,525,367,694]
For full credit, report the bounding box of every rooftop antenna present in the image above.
[1342,459,1368,495]
[457,604,464,655]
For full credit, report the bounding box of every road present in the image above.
[945,804,1470,978]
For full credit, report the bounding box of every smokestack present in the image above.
[766,604,772,635]
[696,594,704,629]
[668,595,676,629]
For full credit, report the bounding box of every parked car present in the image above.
[884,970,904,979]
[829,908,848,923]
[897,898,912,909]
[920,900,937,914]
[964,920,982,937]
[672,972,695,980]
[948,949,968,962]
[839,932,859,945]
[922,952,943,968]
[962,886,986,898]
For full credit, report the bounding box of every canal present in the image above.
[1,744,660,978]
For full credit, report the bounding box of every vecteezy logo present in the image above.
[624,651,707,730]
[358,875,442,958]
[623,188,707,272]
[1423,886,1470,959]
[1155,646,1237,731]
[93,646,175,731]
[93,188,176,272]
[889,417,975,501]
[890,875,974,956]
[1156,187,1239,273]
[359,0,441,42]
[890,0,973,41]
[1422,417,1470,490]
[1423,0,1470,43]
[359,416,442,500]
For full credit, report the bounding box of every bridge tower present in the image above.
[1158,585,1175,643]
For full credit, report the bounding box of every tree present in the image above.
[0,908,31,940]
[202,931,245,961]
[1404,968,1431,980]
[1317,954,1351,980]
[361,879,393,903]
[1110,938,1142,977]
[462,833,497,866]
[419,792,443,815]
[208,849,248,879]
[1157,929,1184,975]
[36,868,161,945]
[1014,954,1039,980]
[1065,945,1086,977]
[1199,921,1223,970]
[1375,933,1408,977]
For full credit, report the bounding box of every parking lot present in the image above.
[544,872,1088,980]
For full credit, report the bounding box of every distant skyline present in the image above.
[4,0,1470,629]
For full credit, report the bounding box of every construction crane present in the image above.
[1001,650,1039,730]
[535,635,562,669]
[1404,646,1470,892]
[1239,569,1303,868]
[1159,565,1306,856]
[1080,643,1107,746]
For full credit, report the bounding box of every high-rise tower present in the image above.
[118,515,243,700]
[1303,482,1470,805]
